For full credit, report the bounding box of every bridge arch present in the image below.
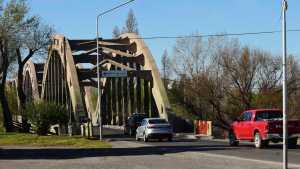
[23,33,172,134]
[119,33,171,119]
[41,35,86,123]
[23,60,42,101]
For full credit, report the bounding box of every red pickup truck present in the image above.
[229,109,300,148]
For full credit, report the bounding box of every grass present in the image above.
[0,132,111,148]
[0,126,4,133]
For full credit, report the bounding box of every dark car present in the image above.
[124,113,147,136]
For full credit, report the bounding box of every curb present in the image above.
[175,133,197,140]
[174,133,229,142]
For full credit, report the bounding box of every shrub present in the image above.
[25,101,68,135]
[0,106,3,132]
[0,85,19,132]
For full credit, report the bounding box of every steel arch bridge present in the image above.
[22,33,171,134]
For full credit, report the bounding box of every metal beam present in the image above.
[69,39,132,51]
[101,47,135,58]
[92,59,134,71]
[73,53,144,65]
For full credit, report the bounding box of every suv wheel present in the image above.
[135,133,140,141]
[229,131,239,146]
[143,133,148,142]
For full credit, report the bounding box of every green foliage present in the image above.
[90,87,98,112]
[0,0,37,132]
[25,101,68,135]
[6,84,18,116]
[168,90,198,121]
[3,0,28,22]
[0,106,3,130]
[0,116,3,132]
[0,84,18,131]
[0,0,36,59]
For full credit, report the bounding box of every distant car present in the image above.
[229,109,300,148]
[136,118,173,142]
[124,113,147,136]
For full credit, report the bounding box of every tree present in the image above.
[0,0,35,132]
[112,25,120,38]
[171,33,211,120]
[218,46,260,110]
[122,9,139,34]
[16,19,54,132]
[0,0,52,132]
[0,35,13,131]
[161,49,171,88]
[170,35,279,130]
[172,33,208,77]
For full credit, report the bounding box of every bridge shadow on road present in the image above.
[0,144,234,160]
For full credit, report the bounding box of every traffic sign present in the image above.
[101,70,128,77]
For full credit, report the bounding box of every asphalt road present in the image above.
[137,138,300,164]
[104,127,300,165]
[0,127,299,169]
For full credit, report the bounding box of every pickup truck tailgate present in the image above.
[268,120,300,134]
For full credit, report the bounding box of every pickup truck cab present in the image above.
[229,109,300,148]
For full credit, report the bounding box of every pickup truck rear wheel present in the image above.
[254,132,265,148]
[229,131,239,146]
[288,137,298,149]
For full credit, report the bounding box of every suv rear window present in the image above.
[148,119,168,124]
[134,116,146,122]
[255,111,283,121]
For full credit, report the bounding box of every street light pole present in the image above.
[96,0,135,141]
[282,0,288,169]
[96,16,102,141]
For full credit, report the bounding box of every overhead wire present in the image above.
[125,29,300,40]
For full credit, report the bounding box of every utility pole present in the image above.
[282,0,288,169]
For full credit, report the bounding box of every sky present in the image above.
[27,0,300,67]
